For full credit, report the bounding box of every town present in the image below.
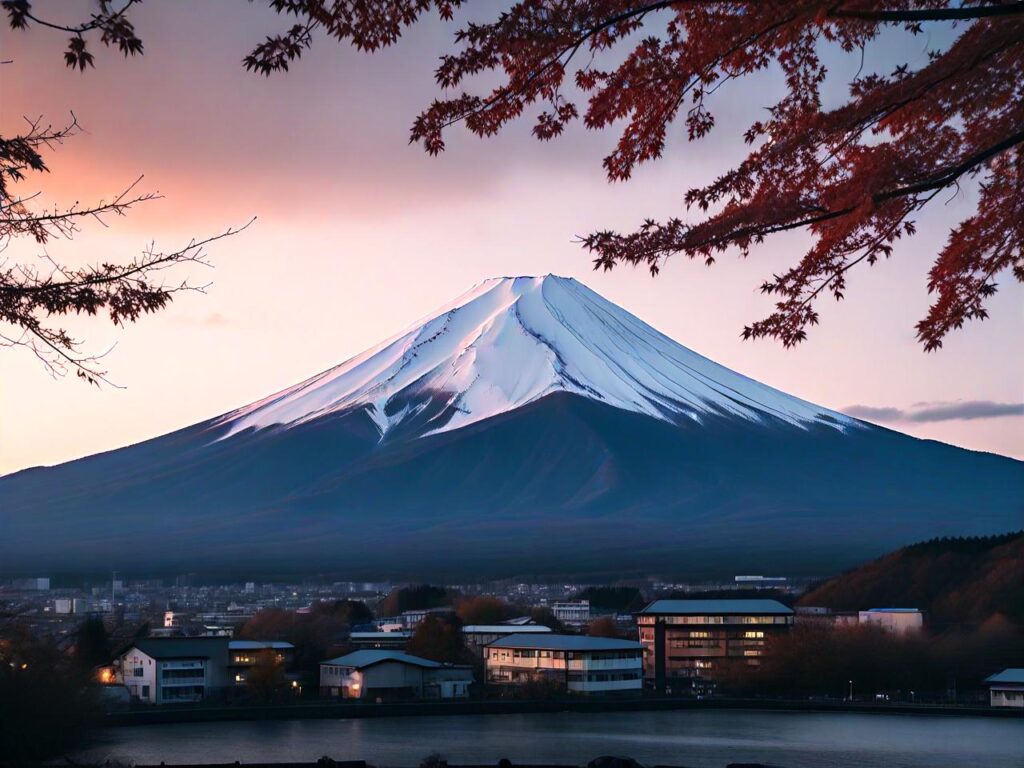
[2,567,1019,711]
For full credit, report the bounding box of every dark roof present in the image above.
[229,640,295,650]
[126,637,228,660]
[321,650,445,669]
[487,634,642,652]
[985,668,1024,685]
[638,599,793,616]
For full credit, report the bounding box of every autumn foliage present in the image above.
[6,1,1022,359]
[798,531,1024,627]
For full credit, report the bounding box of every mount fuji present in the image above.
[2,275,1020,578]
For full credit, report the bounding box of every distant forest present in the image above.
[798,531,1023,627]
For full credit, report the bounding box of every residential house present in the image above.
[984,669,1024,708]
[320,650,472,700]
[118,638,230,704]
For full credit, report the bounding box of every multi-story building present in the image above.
[484,634,643,695]
[636,599,794,692]
[227,640,295,686]
[552,600,591,626]
[118,638,230,704]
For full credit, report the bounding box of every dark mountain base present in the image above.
[2,393,1021,579]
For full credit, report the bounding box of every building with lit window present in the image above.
[227,640,295,686]
[484,634,643,695]
[117,638,230,704]
[635,599,794,693]
[319,650,472,699]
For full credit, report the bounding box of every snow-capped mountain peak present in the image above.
[217,275,857,439]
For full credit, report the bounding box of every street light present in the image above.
[848,680,853,701]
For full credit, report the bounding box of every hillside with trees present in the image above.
[798,532,1023,627]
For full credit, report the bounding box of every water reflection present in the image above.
[77,710,1024,768]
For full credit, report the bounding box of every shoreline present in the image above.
[99,697,1022,727]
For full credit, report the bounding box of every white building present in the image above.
[485,634,643,695]
[320,650,472,700]
[984,669,1024,708]
[53,598,73,614]
[552,600,591,626]
[858,608,923,635]
[462,623,552,656]
[118,638,230,704]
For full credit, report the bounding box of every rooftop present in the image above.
[863,608,921,613]
[322,650,447,669]
[127,637,227,660]
[462,624,552,634]
[487,633,642,652]
[229,640,295,650]
[638,599,794,616]
[985,668,1024,685]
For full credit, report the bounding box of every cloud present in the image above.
[843,405,905,421]
[845,400,1024,424]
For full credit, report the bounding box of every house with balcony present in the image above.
[117,638,230,704]
[635,599,794,693]
[484,634,643,695]
[319,650,472,700]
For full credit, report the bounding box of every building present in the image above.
[636,599,794,692]
[13,577,50,591]
[227,640,295,686]
[397,606,456,628]
[484,634,643,695]
[53,598,73,614]
[118,638,230,704]
[858,608,923,636]
[552,600,591,626]
[349,631,412,650]
[319,650,472,700]
[462,623,552,656]
[984,669,1024,708]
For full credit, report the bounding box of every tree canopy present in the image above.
[7,1,1022,351]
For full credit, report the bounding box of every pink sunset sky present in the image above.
[1,1,1021,476]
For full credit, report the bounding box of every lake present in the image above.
[76,709,1024,768]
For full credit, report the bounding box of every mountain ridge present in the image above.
[1,275,1021,578]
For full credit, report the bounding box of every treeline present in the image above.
[798,531,1024,626]
[718,619,1022,701]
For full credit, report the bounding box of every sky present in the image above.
[1,1,1021,476]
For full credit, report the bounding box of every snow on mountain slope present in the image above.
[217,275,859,440]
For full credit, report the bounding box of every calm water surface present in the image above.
[77,710,1024,768]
